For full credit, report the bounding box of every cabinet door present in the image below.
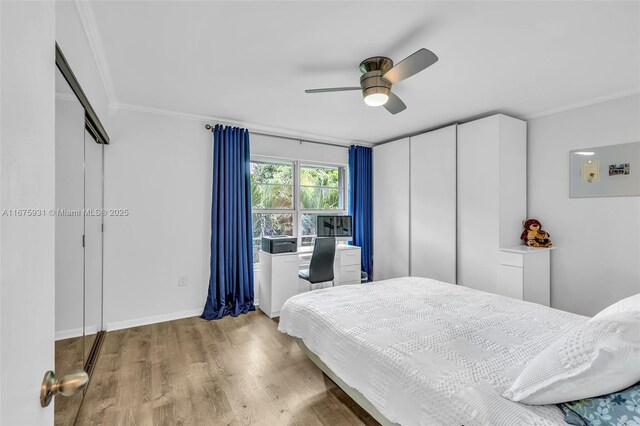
[271,255,301,315]
[373,138,410,280]
[410,126,457,283]
[498,265,524,300]
[457,116,500,292]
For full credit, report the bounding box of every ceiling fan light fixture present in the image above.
[363,86,390,107]
[364,93,389,107]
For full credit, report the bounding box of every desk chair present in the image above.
[298,237,336,290]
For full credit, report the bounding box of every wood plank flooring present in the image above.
[55,332,100,425]
[55,337,85,425]
[71,311,378,426]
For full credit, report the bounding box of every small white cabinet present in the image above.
[259,251,300,318]
[335,247,362,285]
[498,246,554,306]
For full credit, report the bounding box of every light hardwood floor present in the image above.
[70,311,378,425]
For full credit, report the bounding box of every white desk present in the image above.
[259,244,361,318]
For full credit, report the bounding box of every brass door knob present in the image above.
[40,370,89,407]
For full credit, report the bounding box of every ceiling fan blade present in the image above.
[384,92,407,114]
[383,48,438,84]
[305,87,361,93]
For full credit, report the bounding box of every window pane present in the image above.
[252,213,294,262]
[301,214,317,236]
[300,165,339,187]
[251,183,293,209]
[251,161,293,185]
[300,187,341,210]
[301,214,317,247]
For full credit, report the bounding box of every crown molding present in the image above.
[110,102,370,147]
[524,88,640,120]
[74,0,117,105]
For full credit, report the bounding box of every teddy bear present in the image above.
[520,218,553,248]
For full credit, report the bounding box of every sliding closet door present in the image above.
[55,97,85,340]
[410,126,457,283]
[84,130,103,358]
[54,88,85,423]
[373,138,410,280]
[458,117,500,291]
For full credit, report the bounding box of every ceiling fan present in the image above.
[305,48,438,115]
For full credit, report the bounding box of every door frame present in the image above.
[55,43,110,145]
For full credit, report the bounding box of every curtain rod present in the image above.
[204,123,352,149]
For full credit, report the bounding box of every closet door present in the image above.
[55,97,85,338]
[457,116,500,292]
[84,130,103,358]
[410,125,457,283]
[54,87,85,424]
[457,114,526,293]
[373,138,410,280]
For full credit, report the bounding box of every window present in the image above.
[250,159,346,261]
[299,164,344,247]
[250,160,295,262]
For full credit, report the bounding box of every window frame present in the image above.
[250,158,296,262]
[250,156,348,256]
[298,163,346,247]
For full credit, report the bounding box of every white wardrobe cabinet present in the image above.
[373,138,410,281]
[373,114,525,290]
[410,125,457,283]
[457,114,527,294]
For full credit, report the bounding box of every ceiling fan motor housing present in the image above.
[359,57,394,101]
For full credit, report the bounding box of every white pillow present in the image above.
[591,293,640,321]
[502,312,640,405]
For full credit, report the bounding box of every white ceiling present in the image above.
[90,1,640,144]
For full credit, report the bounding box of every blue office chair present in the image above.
[299,237,336,290]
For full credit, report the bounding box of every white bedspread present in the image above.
[278,277,588,426]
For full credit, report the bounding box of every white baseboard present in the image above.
[55,325,98,341]
[106,308,203,332]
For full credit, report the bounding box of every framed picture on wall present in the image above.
[570,142,640,198]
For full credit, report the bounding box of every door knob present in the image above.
[40,370,89,407]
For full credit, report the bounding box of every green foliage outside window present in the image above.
[300,165,341,210]
[250,160,344,260]
[251,162,293,209]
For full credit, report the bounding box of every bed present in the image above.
[278,277,589,426]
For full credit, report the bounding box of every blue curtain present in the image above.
[348,145,373,277]
[202,125,255,320]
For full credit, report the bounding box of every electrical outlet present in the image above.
[178,275,188,287]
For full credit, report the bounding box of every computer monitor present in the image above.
[316,215,353,239]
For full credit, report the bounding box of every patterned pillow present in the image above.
[559,382,640,426]
[503,312,640,405]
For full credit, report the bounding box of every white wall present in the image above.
[252,133,349,165]
[103,109,212,329]
[56,1,110,129]
[0,1,56,423]
[528,94,640,316]
[102,110,352,329]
